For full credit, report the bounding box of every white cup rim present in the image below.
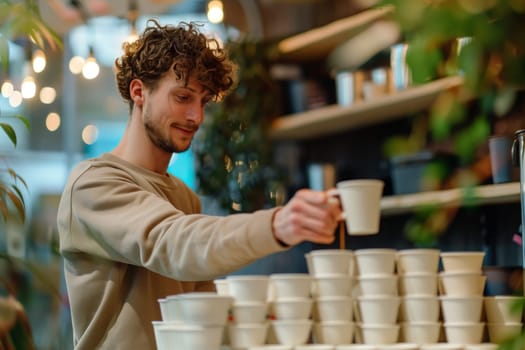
[337,179,384,188]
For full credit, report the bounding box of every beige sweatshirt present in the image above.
[57,153,286,349]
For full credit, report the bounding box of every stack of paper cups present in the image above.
[397,248,441,345]
[439,251,486,345]
[306,249,355,345]
[354,248,400,345]
[225,275,271,349]
[268,273,314,346]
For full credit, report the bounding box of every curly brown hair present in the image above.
[114,19,237,110]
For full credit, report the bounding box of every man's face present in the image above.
[142,70,212,154]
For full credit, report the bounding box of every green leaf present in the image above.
[10,171,28,191]
[0,2,62,51]
[0,122,17,146]
[406,39,443,84]
[457,39,484,92]
[14,115,30,130]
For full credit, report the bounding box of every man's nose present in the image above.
[185,103,204,124]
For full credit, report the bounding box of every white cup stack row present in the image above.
[153,248,523,350]
[304,248,525,348]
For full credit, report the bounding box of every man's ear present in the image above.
[130,79,144,106]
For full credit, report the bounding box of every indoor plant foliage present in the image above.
[0,1,61,222]
[194,39,284,214]
[381,1,525,347]
[379,0,525,246]
[0,1,62,349]
[383,0,525,163]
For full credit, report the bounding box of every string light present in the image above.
[46,112,61,131]
[8,91,23,108]
[21,76,36,99]
[207,0,224,24]
[82,124,99,144]
[32,49,47,73]
[21,62,36,99]
[40,86,57,104]
[82,47,100,80]
[1,80,14,97]
[69,55,85,74]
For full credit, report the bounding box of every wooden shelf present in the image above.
[270,76,464,141]
[277,6,394,61]
[381,182,521,216]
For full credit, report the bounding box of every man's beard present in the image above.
[143,111,191,154]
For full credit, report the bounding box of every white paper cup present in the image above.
[157,298,171,322]
[313,274,354,297]
[396,249,440,274]
[270,319,313,346]
[484,295,524,323]
[399,321,441,344]
[398,272,438,296]
[226,275,270,302]
[443,322,485,344]
[231,301,269,323]
[164,292,232,326]
[354,249,397,276]
[439,295,484,323]
[213,279,229,296]
[486,322,523,343]
[270,297,313,320]
[440,251,485,273]
[313,296,353,322]
[358,324,400,345]
[438,271,486,296]
[328,179,384,235]
[228,323,268,349]
[307,250,355,276]
[399,295,440,322]
[356,295,400,324]
[270,273,312,299]
[357,274,398,296]
[154,323,224,350]
[313,321,355,345]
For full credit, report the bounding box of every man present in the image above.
[57,20,340,349]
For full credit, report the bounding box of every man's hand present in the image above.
[272,189,342,246]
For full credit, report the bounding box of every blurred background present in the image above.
[1,0,525,348]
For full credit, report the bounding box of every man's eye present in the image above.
[176,95,190,102]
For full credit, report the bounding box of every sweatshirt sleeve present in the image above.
[58,163,288,281]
